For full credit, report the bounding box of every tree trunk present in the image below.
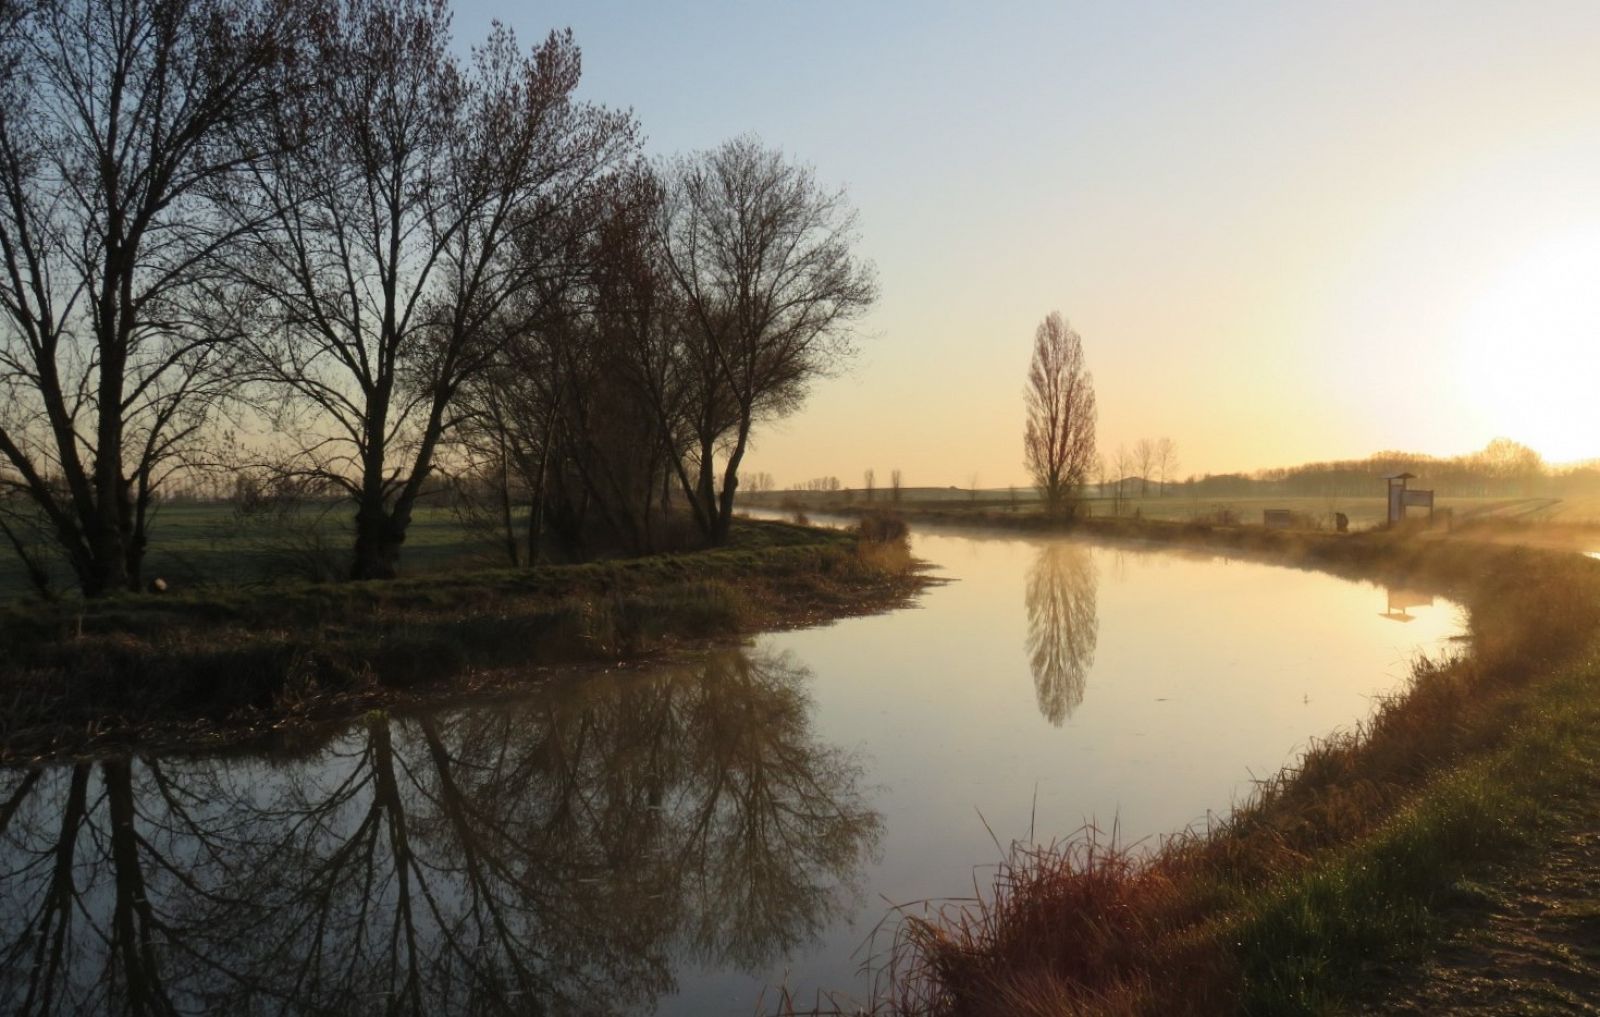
[709,420,752,546]
[525,497,542,566]
[85,507,129,596]
[497,450,518,568]
[696,438,718,540]
[351,496,402,580]
[349,377,451,580]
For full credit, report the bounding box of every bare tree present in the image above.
[890,468,902,503]
[655,136,876,545]
[1134,438,1156,497]
[1471,437,1543,495]
[529,172,689,559]
[969,472,980,502]
[1112,444,1132,516]
[864,468,875,502]
[0,0,302,595]
[237,5,636,578]
[1023,312,1097,516]
[1154,437,1179,496]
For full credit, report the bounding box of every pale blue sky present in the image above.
[455,1,1600,484]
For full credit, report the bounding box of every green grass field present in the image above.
[0,502,510,600]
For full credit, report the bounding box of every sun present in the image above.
[1453,227,1600,464]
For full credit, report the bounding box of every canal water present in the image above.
[0,524,1462,1015]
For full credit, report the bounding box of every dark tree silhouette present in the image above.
[1154,437,1179,496]
[1135,438,1156,497]
[656,136,876,545]
[237,1,637,578]
[1111,444,1133,515]
[0,0,303,594]
[1023,312,1097,516]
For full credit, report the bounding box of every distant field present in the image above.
[746,488,1600,529]
[1094,494,1600,528]
[0,502,504,599]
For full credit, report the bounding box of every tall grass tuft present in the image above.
[855,511,914,575]
[888,825,1185,1017]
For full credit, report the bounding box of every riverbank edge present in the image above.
[0,519,930,765]
[872,509,1600,1016]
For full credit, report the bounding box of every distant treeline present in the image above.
[1184,439,1598,498]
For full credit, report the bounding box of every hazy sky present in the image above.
[456,0,1600,485]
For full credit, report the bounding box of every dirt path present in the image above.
[1352,778,1600,1015]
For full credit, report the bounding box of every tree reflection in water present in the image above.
[0,649,880,1016]
[1023,542,1100,725]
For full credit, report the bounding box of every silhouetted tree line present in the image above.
[792,476,841,492]
[0,0,875,593]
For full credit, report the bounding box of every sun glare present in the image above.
[1454,227,1600,464]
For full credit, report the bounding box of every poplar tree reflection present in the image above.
[0,649,879,1016]
[1023,542,1100,725]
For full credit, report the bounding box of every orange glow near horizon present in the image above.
[488,1,1600,487]
[1453,227,1600,466]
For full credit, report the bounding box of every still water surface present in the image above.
[0,525,1461,1014]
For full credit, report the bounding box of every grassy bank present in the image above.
[0,518,926,764]
[878,517,1600,1016]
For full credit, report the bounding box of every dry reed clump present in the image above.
[855,511,914,574]
[879,657,1493,1016]
[858,509,910,544]
[886,827,1193,1017]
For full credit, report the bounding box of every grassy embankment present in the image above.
[871,512,1600,1016]
[0,516,924,763]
